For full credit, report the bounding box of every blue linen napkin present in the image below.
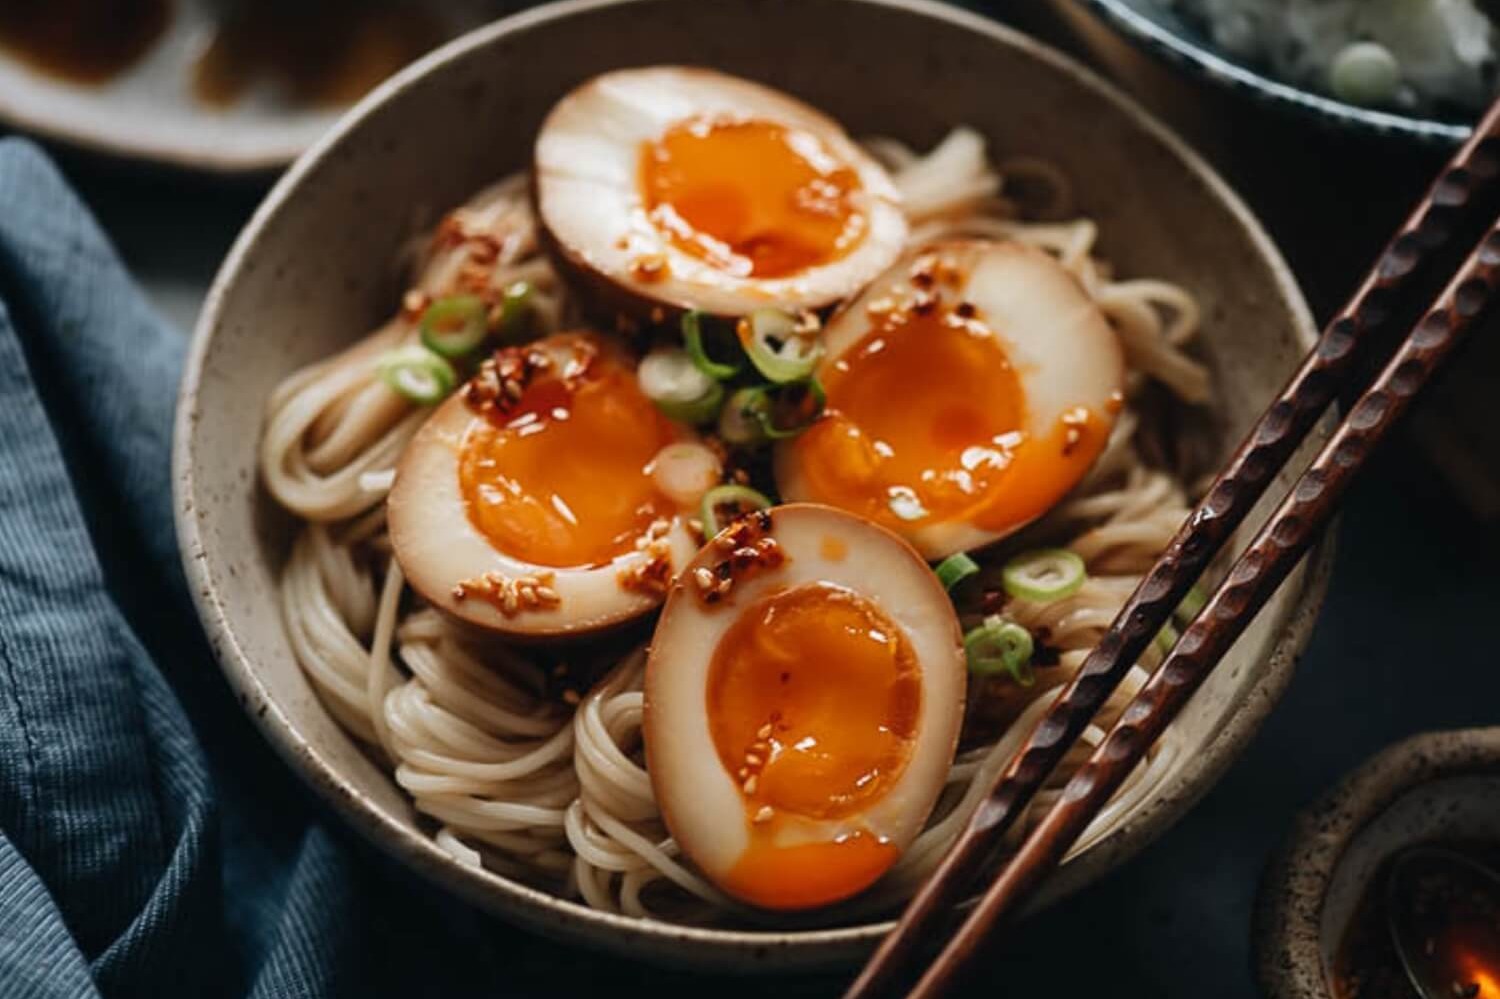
[0,138,593,999]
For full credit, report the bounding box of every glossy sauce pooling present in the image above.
[457,346,679,569]
[1334,843,1500,999]
[639,117,866,279]
[790,302,1106,534]
[706,581,918,909]
[0,0,169,84]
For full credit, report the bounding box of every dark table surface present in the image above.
[16,2,1500,995]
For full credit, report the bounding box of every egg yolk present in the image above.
[788,305,1107,535]
[639,116,866,279]
[706,581,919,908]
[457,356,679,569]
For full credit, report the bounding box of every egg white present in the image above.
[643,504,965,894]
[776,239,1126,559]
[387,344,698,639]
[534,66,908,318]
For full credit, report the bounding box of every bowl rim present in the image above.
[1072,0,1472,147]
[174,0,1333,968]
[1255,727,1500,999]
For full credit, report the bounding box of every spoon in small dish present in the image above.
[1389,848,1500,999]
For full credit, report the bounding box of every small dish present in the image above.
[1256,728,1500,998]
[175,0,1333,970]
[1070,0,1474,146]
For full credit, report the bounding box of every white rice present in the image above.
[1148,0,1497,110]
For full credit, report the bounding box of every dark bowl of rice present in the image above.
[1070,0,1498,145]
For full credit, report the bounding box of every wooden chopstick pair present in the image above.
[846,97,1500,999]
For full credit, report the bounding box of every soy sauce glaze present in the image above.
[1334,842,1500,999]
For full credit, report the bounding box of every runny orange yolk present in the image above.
[706,581,919,909]
[789,305,1107,536]
[639,116,866,279]
[457,355,679,569]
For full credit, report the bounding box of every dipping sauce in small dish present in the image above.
[1333,842,1500,999]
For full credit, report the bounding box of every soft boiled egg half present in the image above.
[534,66,908,321]
[645,504,965,910]
[388,333,700,638]
[776,239,1125,560]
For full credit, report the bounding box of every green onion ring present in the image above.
[738,308,824,384]
[1001,548,1087,602]
[1174,584,1208,624]
[964,615,1034,684]
[419,295,488,358]
[682,310,741,380]
[935,553,980,591]
[750,378,826,440]
[377,345,457,405]
[653,381,724,425]
[719,386,768,445]
[638,347,723,425]
[699,484,773,537]
[495,281,535,342]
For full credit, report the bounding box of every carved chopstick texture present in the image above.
[844,101,1500,999]
[907,218,1500,999]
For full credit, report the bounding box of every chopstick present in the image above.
[846,98,1500,999]
[908,216,1500,999]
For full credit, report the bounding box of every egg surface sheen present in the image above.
[644,504,965,910]
[388,332,697,638]
[534,66,907,318]
[776,240,1125,560]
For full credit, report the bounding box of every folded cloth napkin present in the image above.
[0,139,812,999]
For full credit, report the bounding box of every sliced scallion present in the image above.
[964,615,1034,684]
[751,378,826,440]
[419,295,487,358]
[1174,584,1207,624]
[1154,621,1180,657]
[738,308,823,383]
[935,553,980,591]
[1001,548,1086,602]
[377,345,457,405]
[719,386,768,445]
[495,281,535,342]
[638,347,723,425]
[682,310,741,380]
[699,484,772,537]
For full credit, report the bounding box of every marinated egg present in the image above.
[534,66,908,321]
[388,333,699,637]
[644,504,965,910]
[776,240,1125,560]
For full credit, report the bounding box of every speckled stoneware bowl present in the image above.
[1257,729,1500,998]
[175,0,1333,971]
[1070,0,1474,145]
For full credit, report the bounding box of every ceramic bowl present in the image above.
[174,0,1333,971]
[1070,0,1474,146]
[1257,728,1500,998]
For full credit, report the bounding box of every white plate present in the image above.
[0,2,513,173]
